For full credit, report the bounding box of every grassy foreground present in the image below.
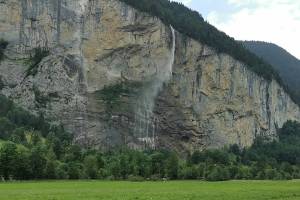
[0,180,300,200]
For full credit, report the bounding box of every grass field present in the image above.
[0,180,299,200]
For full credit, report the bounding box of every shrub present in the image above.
[67,162,83,179]
[264,168,278,180]
[56,163,69,179]
[45,160,58,179]
[206,166,230,181]
[97,168,109,179]
[165,153,179,179]
[84,155,98,179]
[235,166,252,180]
[0,117,15,140]
[180,166,199,180]
[26,47,49,77]
[150,174,161,181]
[0,142,18,180]
[0,39,8,61]
[128,175,145,182]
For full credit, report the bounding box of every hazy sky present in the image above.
[172,0,300,59]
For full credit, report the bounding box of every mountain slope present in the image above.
[242,41,300,103]
[0,0,299,153]
[120,0,281,83]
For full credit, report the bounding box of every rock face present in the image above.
[0,0,300,153]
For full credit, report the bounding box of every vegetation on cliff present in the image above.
[96,81,142,115]
[0,93,300,181]
[0,39,8,61]
[25,47,50,77]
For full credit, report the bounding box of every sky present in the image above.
[172,0,300,59]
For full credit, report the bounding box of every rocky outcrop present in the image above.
[0,0,299,153]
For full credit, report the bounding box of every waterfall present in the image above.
[73,0,88,143]
[167,26,176,79]
[134,26,176,149]
[71,0,88,54]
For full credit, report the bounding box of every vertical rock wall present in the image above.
[0,0,299,153]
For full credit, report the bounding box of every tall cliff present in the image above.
[0,0,299,153]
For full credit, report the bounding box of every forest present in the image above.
[0,94,300,181]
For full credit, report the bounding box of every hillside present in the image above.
[242,41,300,103]
[1,91,300,180]
[1,92,300,181]
[120,0,281,83]
[0,0,300,182]
[0,0,299,153]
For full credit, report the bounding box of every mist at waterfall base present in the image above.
[133,26,176,149]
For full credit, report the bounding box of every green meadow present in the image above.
[0,180,299,200]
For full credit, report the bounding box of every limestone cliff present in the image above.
[0,0,299,153]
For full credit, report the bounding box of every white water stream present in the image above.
[73,0,89,142]
[134,26,176,149]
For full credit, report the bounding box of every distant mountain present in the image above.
[242,41,300,102]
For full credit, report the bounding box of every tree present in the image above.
[45,149,57,179]
[45,160,57,179]
[206,165,230,181]
[190,151,205,165]
[264,168,279,180]
[166,153,179,179]
[119,154,130,179]
[14,145,31,180]
[206,150,230,165]
[84,155,98,179]
[68,162,83,179]
[180,166,199,180]
[150,152,165,177]
[235,166,252,180]
[229,144,241,156]
[0,117,14,140]
[96,153,105,169]
[47,133,63,159]
[30,144,47,179]
[0,142,18,179]
[10,127,26,144]
[0,95,13,116]
[56,162,68,179]
[65,145,82,162]
[109,159,121,179]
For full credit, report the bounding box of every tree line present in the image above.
[0,94,300,181]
